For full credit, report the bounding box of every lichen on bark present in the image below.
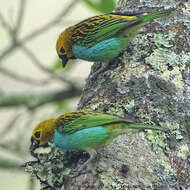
[25,1,190,189]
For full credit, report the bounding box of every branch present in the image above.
[0,12,14,36]
[14,0,26,36]
[0,42,77,86]
[0,112,21,138]
[0,66,52,85]
[0,87,82,109]
[22,0,79,43]
[20,45,79,85]
[0,0,80,64]
[0,158,21,170]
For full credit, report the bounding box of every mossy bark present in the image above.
[25,1,190,189]
[77,1,190,189]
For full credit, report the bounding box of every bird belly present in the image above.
[53,126,109,151]
[72,37,126,62]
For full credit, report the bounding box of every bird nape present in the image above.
[56,8,175,79]
[30,109,166,178]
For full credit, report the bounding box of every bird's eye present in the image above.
[34,131,41,139]
[60,47,65,54]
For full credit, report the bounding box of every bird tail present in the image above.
[124,122,166,132]
[140,8,175,23]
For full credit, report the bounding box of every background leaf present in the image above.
[81,0,115,13]
[51,59,76,72]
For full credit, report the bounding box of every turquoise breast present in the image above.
[53,126,109,151]
[72,37,127,62]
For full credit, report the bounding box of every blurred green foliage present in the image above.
[52,60,63,71]
[52,59,76,72]
[82,0,115,13]
[56,100,70,111]
[0,159,19,170]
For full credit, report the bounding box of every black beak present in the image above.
[30,137,40,157]
[30,137,50,158]
[59,55,68,67]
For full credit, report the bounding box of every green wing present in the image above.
[55,110,128,134]
[71,14,139,48]
[71,9,174,48]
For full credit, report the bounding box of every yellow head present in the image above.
[56,28,74,67]
[32,118,56,146]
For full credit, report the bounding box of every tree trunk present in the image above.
[77,0,190,189]
[26,1,190,189]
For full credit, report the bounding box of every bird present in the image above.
[56,8,174,78]
[30,110,165,177]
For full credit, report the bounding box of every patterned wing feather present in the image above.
[71,14,139,48]
[55,110,128,134]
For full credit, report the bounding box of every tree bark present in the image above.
[25,1,190,189]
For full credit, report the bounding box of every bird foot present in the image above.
[89,60,119,81]
[89,65,108,81]
[67,168,87,178]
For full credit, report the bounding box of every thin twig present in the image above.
[20,45,55,74]
[14,0,26,36]
[0,12,13,36]
[0,0,79,64]
[20,45,79,86]
[0,66,52,85]
[0,88,82,109]
[22,0,79,43]
[0,45,15,62]
[0,112,21,138]
[0,141,26,159]
[0,1,81,92]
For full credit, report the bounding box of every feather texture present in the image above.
[30,110,166,177]
[56,8,175,67]
[31,109,163,148]
[70,14,138,47]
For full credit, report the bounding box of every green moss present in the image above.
[90,101,107,110]
[25,145,70,188]
[124,99,135,111]
[146,130,166,151]
[159,122,179,130]
[100,172,131,190]
[177,144,189,158]
[157,159,174,175]
[123,34,151,68]
[161,66,184,89]
[144,31,190,89]
[106,105,124,116]
[174,130,184,140]
[154,32,174,48]
[100,172,114,189]
[111,176,127,190]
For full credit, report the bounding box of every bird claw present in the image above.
[88,60,119,81]
[63,168,87,179]
[88,69,103,81]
